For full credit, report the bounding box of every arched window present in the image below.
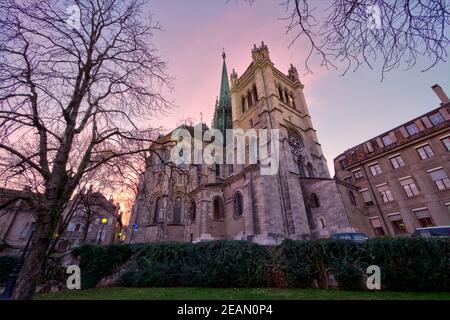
[252,85,258,103]
[349,191,357,206]
[247,91,253,107]
[234,193,244,217]
[153,197,163,223]
[278,87,283,102]
[189,200,196,223]
[307,162,315,178]
[213,197,224,220]
[173,197,182,224]
[311,193,320,208]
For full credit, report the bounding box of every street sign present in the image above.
[133,223,139,231]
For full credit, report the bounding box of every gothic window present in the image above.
[234,192,244,217]
[288,130,304,156]
[153,197,163,223]
[307,162,315,178]
[252,85,258,103]
[241,96,246,114]
[190,200,196,223]
[288,94,296,109]
[278,87,284,102]
[173,197,182,224]
[215,164,221,177]
[248,91,253,107]
[213,197,224,220]
[311,193,320,208]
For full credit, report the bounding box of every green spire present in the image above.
[212,51,233,136]
[219,51,230,106]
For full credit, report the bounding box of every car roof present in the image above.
[415,226,450,231]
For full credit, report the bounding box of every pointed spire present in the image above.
[219,50,230,106]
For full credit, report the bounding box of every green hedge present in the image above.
[120,241,271,288]
[0,256,19,285]
[72,244,134,289]
[277,238,450,291]
[72,238,450,291]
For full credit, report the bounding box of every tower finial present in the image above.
[222,49,226,60]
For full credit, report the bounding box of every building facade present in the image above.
[128,43,356,245]
[334,88,450,237]
[0,187,120,256]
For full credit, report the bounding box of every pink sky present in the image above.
[148,0,449,175]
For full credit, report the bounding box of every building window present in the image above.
[429,112,445,126]
[310,193,320,208]
[173,197,182,224]
[189,201,196,223]
[349,191,357,206]
[413,209,434,228]
[377,185,394,203]
[389,155,405,169]
[241,96,246,113]
[153,197,163,223]
[382,135,394,146]
[405,123,420,136]
[361,190,374,206]
[215,164,221,177]
[234,193,244,217]
[416,144,434,160]
[369,163,382,176]
[249,119,254,127]
[369,218,385,237]
[339,159,348,170]
[429,168,450,190]
[353,169,364,180]
[400,177,420,197]
[252,85,258,103]
[441,137,450,151]
[278,87,284,102]
[389,215,408,234]
[213,197,224,220]
[344,176,353,185]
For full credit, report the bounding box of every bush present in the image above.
[70,238,450,291]
[0,256,19,285]
[72,244,134,289]
[363,238,450,291]
[120,241,271,288]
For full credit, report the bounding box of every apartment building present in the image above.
[334,85,450,237]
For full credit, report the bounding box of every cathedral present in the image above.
[128,43,357,245]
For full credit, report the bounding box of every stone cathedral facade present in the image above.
[128,43,357,245]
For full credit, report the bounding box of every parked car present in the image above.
[329,232,369,243]
[411,226,450,238]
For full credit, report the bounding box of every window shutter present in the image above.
[369,218,382,228]
[430,169,447,181]
[388,214,402,221]
[414,209,431,219]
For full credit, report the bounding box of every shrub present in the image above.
[275,240,328,288]
[0,256,19,285]
[362,237,450,291]
[323,240,365,290]
[72,244,134,289]
[120,241,271,288]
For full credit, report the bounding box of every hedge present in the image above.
[72,244,134,289]
[0,256,19,285]
[72,238,450,291]
[120,241,271,288]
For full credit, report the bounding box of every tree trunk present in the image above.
[11,214,53,300]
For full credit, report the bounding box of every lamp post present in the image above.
[97,217,108,245]
[1,224,36,300]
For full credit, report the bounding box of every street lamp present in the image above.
[1,224,35,300]
[97,217,108,244]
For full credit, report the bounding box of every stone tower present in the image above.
[211,52,233,136]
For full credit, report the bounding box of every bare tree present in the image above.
[0,0,172,299]
[242,0,449,78]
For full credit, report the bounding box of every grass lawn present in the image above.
[35,287,450,300]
